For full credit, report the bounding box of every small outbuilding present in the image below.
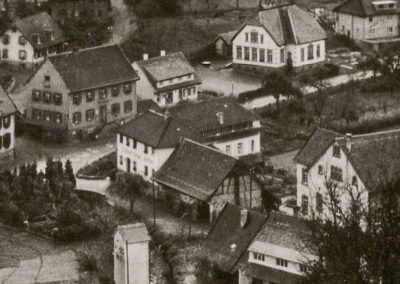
[213,30,237,57]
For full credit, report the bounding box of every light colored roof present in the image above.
[115,223,150,243]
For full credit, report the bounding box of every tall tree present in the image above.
[65,159,76,186]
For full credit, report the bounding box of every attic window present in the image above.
[333,145,341,158]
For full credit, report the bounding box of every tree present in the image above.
[65,159,76,186]
[108,173,145,213]
[262,71,300,113]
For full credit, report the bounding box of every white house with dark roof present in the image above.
[132,51,201,107]
[294,127,400,219]
[0,12,68,68]
[113,223,150,284]
[0,85,18,160]
[231,4,327,73]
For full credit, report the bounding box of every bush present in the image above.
[299,63,340,83]
[359,77,400,93]
[0,202,24,227]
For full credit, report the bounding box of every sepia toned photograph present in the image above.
[0,0,399,283]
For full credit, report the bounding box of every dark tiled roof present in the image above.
[234,5,326,46]
[48,44,139,92]
[0,85,18,117]
[14,12,67,49]
[152,139,238,201]
[294,127,342,168]
[336,129,400,191]
[136,52,196,83]
[202,203,268,272]
[168,97,259,132]
[239,262,303,283]
[117,110,201,149]
[333,0,400,17]
[254,211,311,252]
[214,30,237,45]
[137,99,161,115]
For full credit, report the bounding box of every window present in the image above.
[316,193,323,212]
[317,165,323,175]
[2,34,9,45]
[3,133,10,149]
[18,36,26,45]
[44,75,50,88]
[43,111,51,122]
[299,264,308,273]
[352,176,358,187]
[2,49,8,59]
[111,103,120,115]
[73,93,81,105]
[250,32,258,43]
[126,137,130,146]
[99,88,107,99]
[260,34,264,44]
[331,166,343,182]
[267,49,273,63]
[144,145,148,154]
[112,86,120,97]
[132,139,137,149]
[3,115,10,128]
[307,44,314,60]
[237,143,243,154]
[301,48,305,62]
[251,140,255,152]
[120,134,124,143]
[19,50,26,60]
[73,112,82,124]
[54,112,62,123]
[244,47,250,60]
[32,90,41,102]
[86,91,94,102]
[33,109,42,120]
[236,46,242,59]
[43,92,52,104]
[120,155,123,165]
[259,48,265,62]
[302,195,308,215]
[133,161,137,171]
[388,27,393,33]
[302,168,308,184]
[369,17,373,22]
[86,109,95,121]
[54,93,62,105]
[226,145,231,154]
[280,48,285,63]
[316,45,320,58]
[276,258,288,267]
[251,48,257,61]
[389,3,395,8]
[253,252,265,261]
[245,32,249,42]
[124,100,133,113]
[333,145,341,158]
[144,166,148,176]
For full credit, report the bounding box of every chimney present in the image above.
[216,112,224,125]
[143,53,148,60]
[346,133,352,152]
[240,209,248,228]
[160,50,166,56]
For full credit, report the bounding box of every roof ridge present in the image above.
[49,43,118,58]
[286,7,298,45]
[155,117,173,148]
[182,138,239,160]
[345,128,400,139]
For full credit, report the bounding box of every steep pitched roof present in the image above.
[294,127,343,168]
[136,52,195,83]
[168,97,259,132]
[114,223,150,243]
[48,45,139,92]
[137,99,161,115]
[234,5,326,46]
[14,12,67,49]
[333,0,400,17]
[151,139,238,201]
[117,110,201,149]
[202,203,268,272]
[336,129,400,191]
[0,85,18,117]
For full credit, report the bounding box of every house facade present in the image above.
[232,4,327,74]
[294,128,400,219]
[50,0,110,24]
[132,51,201,107]
[114,223,150,284]
[334,0,400,44]
[0,85,17,160]
[0,12,68,68]
[24,44,139,139]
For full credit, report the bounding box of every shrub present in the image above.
[0,202,24,227]
[56,207,83,227]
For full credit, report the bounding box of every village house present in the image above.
[152,139,268,222]
[202,203,316,284]
[24,44,139,140]
[213,30,237,57]
[231,4,327,73]
[114,223,150,284]
[294,127,400,219]
[333,0,400,48]
[132,51,201,107]
[49,0,110,24]
[0,84,18,160]
[0,12,68,68]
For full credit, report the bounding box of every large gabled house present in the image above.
[294,127,400,219]
[0,12,68,68]
[132,51,201,107]
[24,44,139,140]
[231,4,327,74]
[333,0,400,46]
[0,84,18,160]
